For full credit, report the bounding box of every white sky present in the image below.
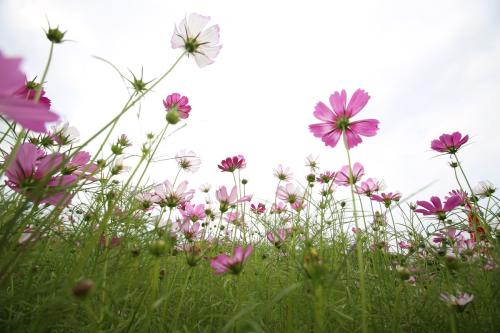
[1,0,499,205]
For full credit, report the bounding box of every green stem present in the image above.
[343,133,368,333]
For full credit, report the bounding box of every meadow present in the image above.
[0,13,499,333]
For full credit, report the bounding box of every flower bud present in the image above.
[166,109,181,124]
[149,239,167,256]
[72,279,93,297]
[46,26,66,43]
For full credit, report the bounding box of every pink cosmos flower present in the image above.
[250,203,266,214]
[175,149,201,172]
[271,202,287,214]
[431,132,469,154]
[415,195,463,220]
[335,162,365,186]
[136,192,160,210]
[210,245,253,275]
[356,178,384,196]
[5,143,76,205]
[171,13,222,68]
[13,79,51,110]
[218,155,246,172]
[0,51,59,132]
[316,171,336,184]
[180,203,206,222]
[164,93,191,124]
[224,211,241,225]
[154,180,194,208]
[267,228,291,247]
[371,192,402,208]
[62,151,98,181]
[440,292,474,311]
[215,185,251,212]
[276,183,302,205]
[178,221,202,240]
[399,241,411,250]
[309,89,379,149]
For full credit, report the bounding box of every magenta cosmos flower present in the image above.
[164,93,191,125]
[14,79,51,109]
[431,132,469,154]
[250,203,266,214]
[371,192,402,208]
[210,245,253,275]
[218,155,246,172]
[415,195,463,220]
[0,51,59,132]
[5,143,77,205]
[171,13,222,68]
[335,162,365,186]
[309,89,379,149]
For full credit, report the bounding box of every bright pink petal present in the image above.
[346,89,370,117]
[0,51,25,95]
[313,102,335,122]
[309,123,335,137]
[349,119,379,137]
[344,129,363,149]
[329,90,346,116]
[0,96,59,133]
[321,129,342,148]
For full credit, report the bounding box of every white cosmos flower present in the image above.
[171,13,222,68]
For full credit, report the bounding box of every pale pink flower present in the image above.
[218,155,246,172]
[171,13,222,68]
[0,51,59,132]
[440,292,474,311]
[273,164,293,181]
[224,211,241,224]
[136,192,159,210]
[415,195,463,220]
[271,202,287,214]
[335,162,365,186]
[276,183,302,205]
[215,185,251,212]
[155,180,194,208]
[199,183,211,193]
[178,221,201,240]
[267,228,291,247]
[371,192,402,208]
[305,154,319,170]
[431,132,469,154]
[356,178,384,196]
[309,89,379,149]
[175,149,201,172]
[210,245,253,275]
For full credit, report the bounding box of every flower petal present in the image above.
[349,119,379,137]
[346,89,370,117]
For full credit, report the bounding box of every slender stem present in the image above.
[343,133,368,333]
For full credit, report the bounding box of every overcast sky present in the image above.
[1,0,499,205]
